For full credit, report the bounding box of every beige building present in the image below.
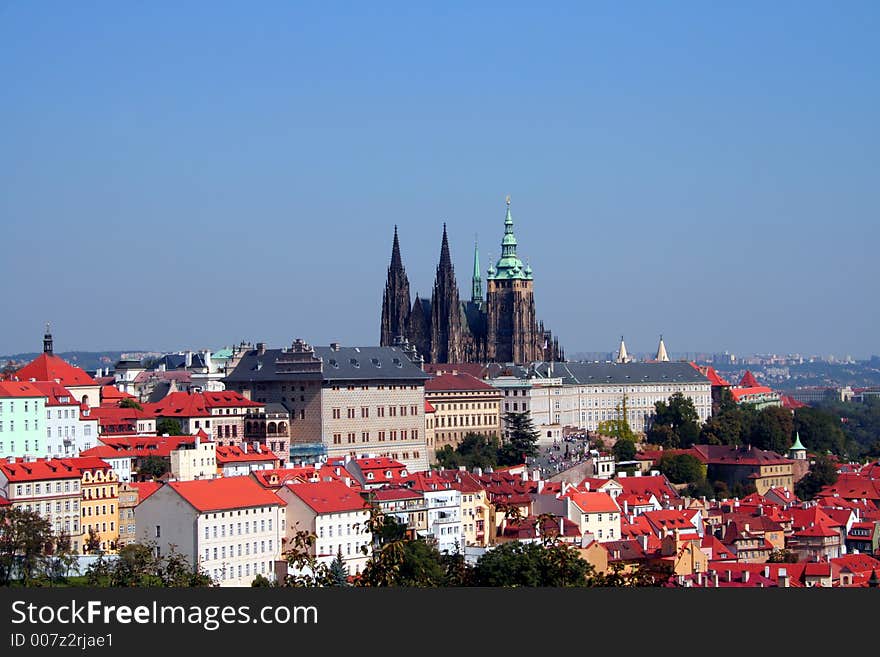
[169,434,217,481]
[226,341,430,471]
[424,372,501,452]
[77,457,120,554]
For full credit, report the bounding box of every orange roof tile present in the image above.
[169,476,284,512]
[14,353,97,387]
[285,481,370,514]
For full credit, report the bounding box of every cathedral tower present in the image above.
[485,197,542,363]
[380,226,412,347]
[430,224,464,363]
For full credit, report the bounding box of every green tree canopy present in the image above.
[0,507,55,586]
[612,438,637,462]
[472,541,593,587]
[748,406,794,453]
[659,453,706,484]
[119,397,143,410]
[499,411,540,466]
[646,393,701,449]
[795,454,839,501]
[138,455,170,481]
[156,418,183,436]
[435,433,500,470]
[794,407,849,457]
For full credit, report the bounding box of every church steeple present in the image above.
[380,225,412,347]
[656,335,669,362]
[471,237,483,306]
[489,196,531,281]
[616,336,630,363]
[43,322,53,356]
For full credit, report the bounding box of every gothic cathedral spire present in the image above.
[471,237,483,307]
[430,223,464,363]
[380,225,412,347]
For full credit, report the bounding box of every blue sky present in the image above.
[1,2,878,358]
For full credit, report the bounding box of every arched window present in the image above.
[267,422,277,434]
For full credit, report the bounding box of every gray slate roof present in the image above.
[528,361,710,386]
[224,345,430,384]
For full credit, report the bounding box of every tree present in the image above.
[282,524,332,587]
[138,455,170,481]
[499,411,540,466]
[659,453,706,484]
[748,406,794,453]
[328,549,350,587]
[85,541,212,587]
[699,406,748,446]
[0,507,54,586]
[156,418,183,436]
[612,438,636,462]
[597,397,637,443]
[647,393,701,448]
[472,541,594,587]
[795,454,839,501]
[767,549,799,563]
[119,397,143,410]
[83,527,102,554]
[251,574,274,587]
[794,407,849,457]
[434,433,500,470]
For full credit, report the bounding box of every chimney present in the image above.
[256,342,266,355]
[650,470,659,477]
[778,568,789,588]
[537,480,545,494]
[532,469,540,482]
[742,570,750,583]
[330,342,340,351]
[559,517,565,536]
[344,477,351,488]
[618,471,627,478]
[242,442,248,453]
[584,481,590,491]
[474,467,483,476]
[639,534,649,551]
[712,571,719,587]
[764,565,771,579]
[185,351,193,368]
[726,570,733,582]
[696,572,703,586]
[623,500,629,515]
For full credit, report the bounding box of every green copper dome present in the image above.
[488,198,532,281]
[790,432,806,451]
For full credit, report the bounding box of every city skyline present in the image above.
[2,2,878,357]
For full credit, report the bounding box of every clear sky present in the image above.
[1,2,878,358]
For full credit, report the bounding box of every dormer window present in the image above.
[366,472,374,480]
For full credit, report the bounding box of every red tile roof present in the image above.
[215,444,276,464]
[730,386,776,402]
[425,371,498,392]
[565,490,620,514]
[169,476,284,512]
[201,391,263,408]
[130,481,162,502]
[30,381,79,406]
[692,444,791,466]
[739,371,761,388]
[780,395,809,410]
[15,353,97,387]
[0,458,83,482]
[424,400,436,413]
[100,385,136,402]
[616,474,680,502]
[502,515,581,540]
[142,391,210,418]
[367,486,423,502]
[0,381,46,398]
[285,480,370,514]
[83,434,207,459]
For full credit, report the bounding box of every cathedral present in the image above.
[380,198,564,365]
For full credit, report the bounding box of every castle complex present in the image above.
[380,199,563,364]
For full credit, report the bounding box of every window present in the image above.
[332,408,340,419]
[377,407,385,418]
[155,525,161,538]
[347,408,355,419]
[361,407,369,418]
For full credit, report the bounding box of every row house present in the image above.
[81,432,216,482]
[135,476,286,587]
[78,457,120,553]
[398,471,463,553]
[691,444,794,496]
[367,487,427,539]
[277,480,373,575]
[343,456,409,490]
[0,457,83,550]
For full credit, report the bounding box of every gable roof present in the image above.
[285,480,370,514]
[215,444,276,464]
[14,353,97,387]
[565,490,620,514]
[0,381,46,399]
[739,371,761,388]
[0,458,84,482]
[168,476,284,512]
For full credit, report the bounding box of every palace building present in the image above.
[380,198,563,365]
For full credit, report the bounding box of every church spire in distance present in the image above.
[471,236,483,306]
[380,225,412,347]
